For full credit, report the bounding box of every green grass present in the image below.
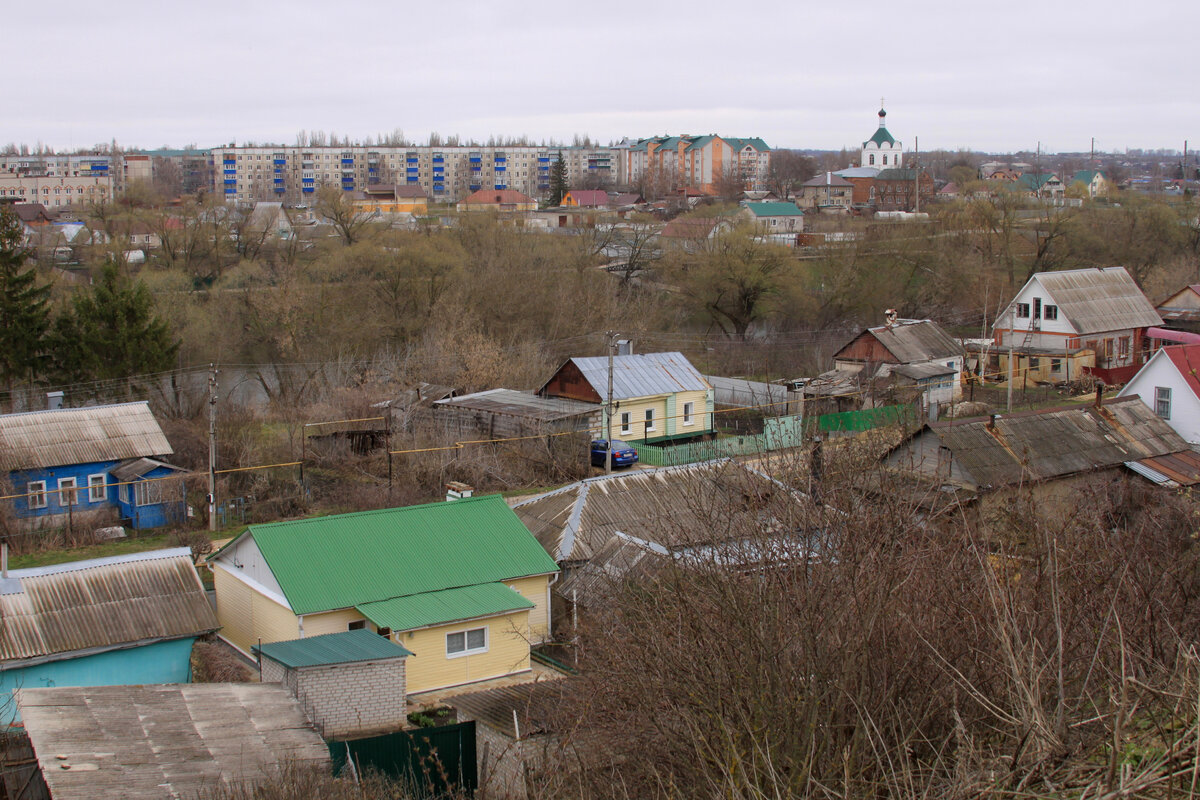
[7,526,246,570]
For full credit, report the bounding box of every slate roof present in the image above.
[211,494,558,616]
[512,459,820,562]
[0,401,173,471]
[435,389,599,422]
[541,351,710,403]
[837,320,961,364]
[891,396,1189,489]
[1019,267,1162,334]
[659,216,726,239]
[16,683,329,800]
[461,188,536,206]
[876,168,923,181]
[803,172,854,187]
[254,629,413,668]
[449,679,568,738]
[0,548,218,666]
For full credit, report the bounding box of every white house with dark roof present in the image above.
[991,267,1162,384]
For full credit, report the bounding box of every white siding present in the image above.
[1119,351,1200,444]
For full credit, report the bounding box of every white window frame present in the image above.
[446,626,488,658]
[620,411,631,435]
[644,408,656,432]
[682,402,694,426]
[1155,386,1172,420]
[58,477,78,508]
[27,480,47,509]
[134,479,162,507]
[88,473,106,503]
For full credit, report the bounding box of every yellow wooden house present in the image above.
[537,351,714,443]
[209,495,558,695]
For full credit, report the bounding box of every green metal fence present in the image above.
[328,721,476,797]
[816,404,918,432]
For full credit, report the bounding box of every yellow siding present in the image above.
[674,389,711,434]
[303,607,370,637]
[213,566,299,655]
[506,575,552,643]
[399,610,532,694]
[613,389,710,441]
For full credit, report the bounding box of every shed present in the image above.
[0,548,219,723]
[432,389,600,439]
[256,629,414,738]
[14,683,329,800]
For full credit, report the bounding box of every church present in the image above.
[861,105,903,169]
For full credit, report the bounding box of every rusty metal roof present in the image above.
[0,401,173,471]
[1126,450,1200,487]
[435,389,599,422]
[512,459,824,562]
[1026,267,1162,334]
[16,683,329,800]
[908,396,1189,489]
[0,548,219,666]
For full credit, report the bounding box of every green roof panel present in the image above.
[746,202,804,217]
[358,582,534,632]
[236,494,559,615]
[253,628,413,668]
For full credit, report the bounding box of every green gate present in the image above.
[329,721,477,797]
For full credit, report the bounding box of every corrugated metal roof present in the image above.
[254,628,412,667]
[218,494,558,616]
[914,396,1189,488]
[108,457,183,481]
[0,547,219,665]
[0,401,172,470]
[547,352,711,403]
[16,683,329,800]
[448,680,567,738]
[1127,450,1200,487]
[1026,267,1162,335]
[435,389,599,422]
[358,582,533,632]
[512,459,824,562]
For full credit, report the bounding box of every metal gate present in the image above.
[329,721,477,797]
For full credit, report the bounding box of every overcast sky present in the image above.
[8,0,1195,155]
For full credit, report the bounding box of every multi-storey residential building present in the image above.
[0,153,114,208]
[206,144,625,204]
[622,135,771,195]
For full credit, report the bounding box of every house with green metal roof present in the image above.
[741,201,806,234]
[1071,169,1111,197]
[209,494,559,695]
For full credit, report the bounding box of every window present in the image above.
[134,479,162,507]
[27,480,46,509]
[1033,297,1042,319]
[1015,302,1030,319]
[620,411,631,435]
[58,477,77,507]
[1029,357,1040,370]
[347,619,367,631]
[682,401,695,425]
[1155,387,1172,419]
[1044,304,1058,320]
[644,408,656,431]
[446,626,487,657]
[869,154,875,165]
[88,473,106,503]
[1118,337,1130,358]
[1051,359,1062,373]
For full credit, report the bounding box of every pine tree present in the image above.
[48,260,179,386]
[0,207,50,403]
[550,152,569,205]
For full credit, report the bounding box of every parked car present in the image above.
[590,439,638,468]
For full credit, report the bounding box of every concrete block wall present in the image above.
[262,658,407,739]
[457,716,540,800]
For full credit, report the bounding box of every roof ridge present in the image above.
[247,493,498,531]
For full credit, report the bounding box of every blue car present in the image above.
[591,439,639,468]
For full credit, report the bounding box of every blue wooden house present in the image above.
[0,401,187,530]
[0,547,220,724]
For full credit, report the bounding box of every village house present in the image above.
[872,168,935,211]
[1071,169,1112,198]
[824,317,963,417]
[657,215,734,251]
[537,351,713,444]
[1016,172,1065,199]
[741,201,806,233]
[432,388,600,440]
[0,547,219,724]
[797,172,855,212]
[0,401,187,530]
[352,184,429,216]
[1118,343,1200,445]
[832,166,880,206]
[989,266,1162,385]
[457,188,537,213]
[209,494,559,696]
[560,190,609,208]
[1154,284,1200,333]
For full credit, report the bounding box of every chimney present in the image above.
[445,481,474,502]
[1095,383,1105,408]
[616,339,633,356]
[884,309,898,328]
[987,413,1001,429]
[1,541,7,579]
[47,391,63,410]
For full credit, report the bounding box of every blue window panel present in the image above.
[407,158,418,163]
[223,159,236,165]
[469,157,481,163]
[471,167,481,173]
[225,187,236,194]
[494,184,507,190]
[433,185,444,193]
[223,178,236,185]
[274,186,285,193]
[495,166,506,172]
[302,178,314,184]
[302,186,314,193]
[273,178,284,184]
[274,159,286,165]
[433,166,444,172]
[589,166,597,170]
[470,184,481,190]
[368,167,377,173]
[90,164,109,171]
[274,168,283,174]
[538,158,550,162]
[407,177,419,183]
[406,167,419,173]
[494,157,506,163]
[433,157,444,163]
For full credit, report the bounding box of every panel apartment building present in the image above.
[0,153,115,208]
[623,135,771,196]
[207,144,622,204]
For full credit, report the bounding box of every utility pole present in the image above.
[605,331,617,474]
[1006,306,1015,413]
[208,364,218,532]
[913,135,920,214]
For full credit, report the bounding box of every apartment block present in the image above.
[623,135,771,195]
[0,153,114,208]
[207,144,624,204]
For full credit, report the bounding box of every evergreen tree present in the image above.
[0,207,51,401]
[550,152,569,205]
[48,260,179,386]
